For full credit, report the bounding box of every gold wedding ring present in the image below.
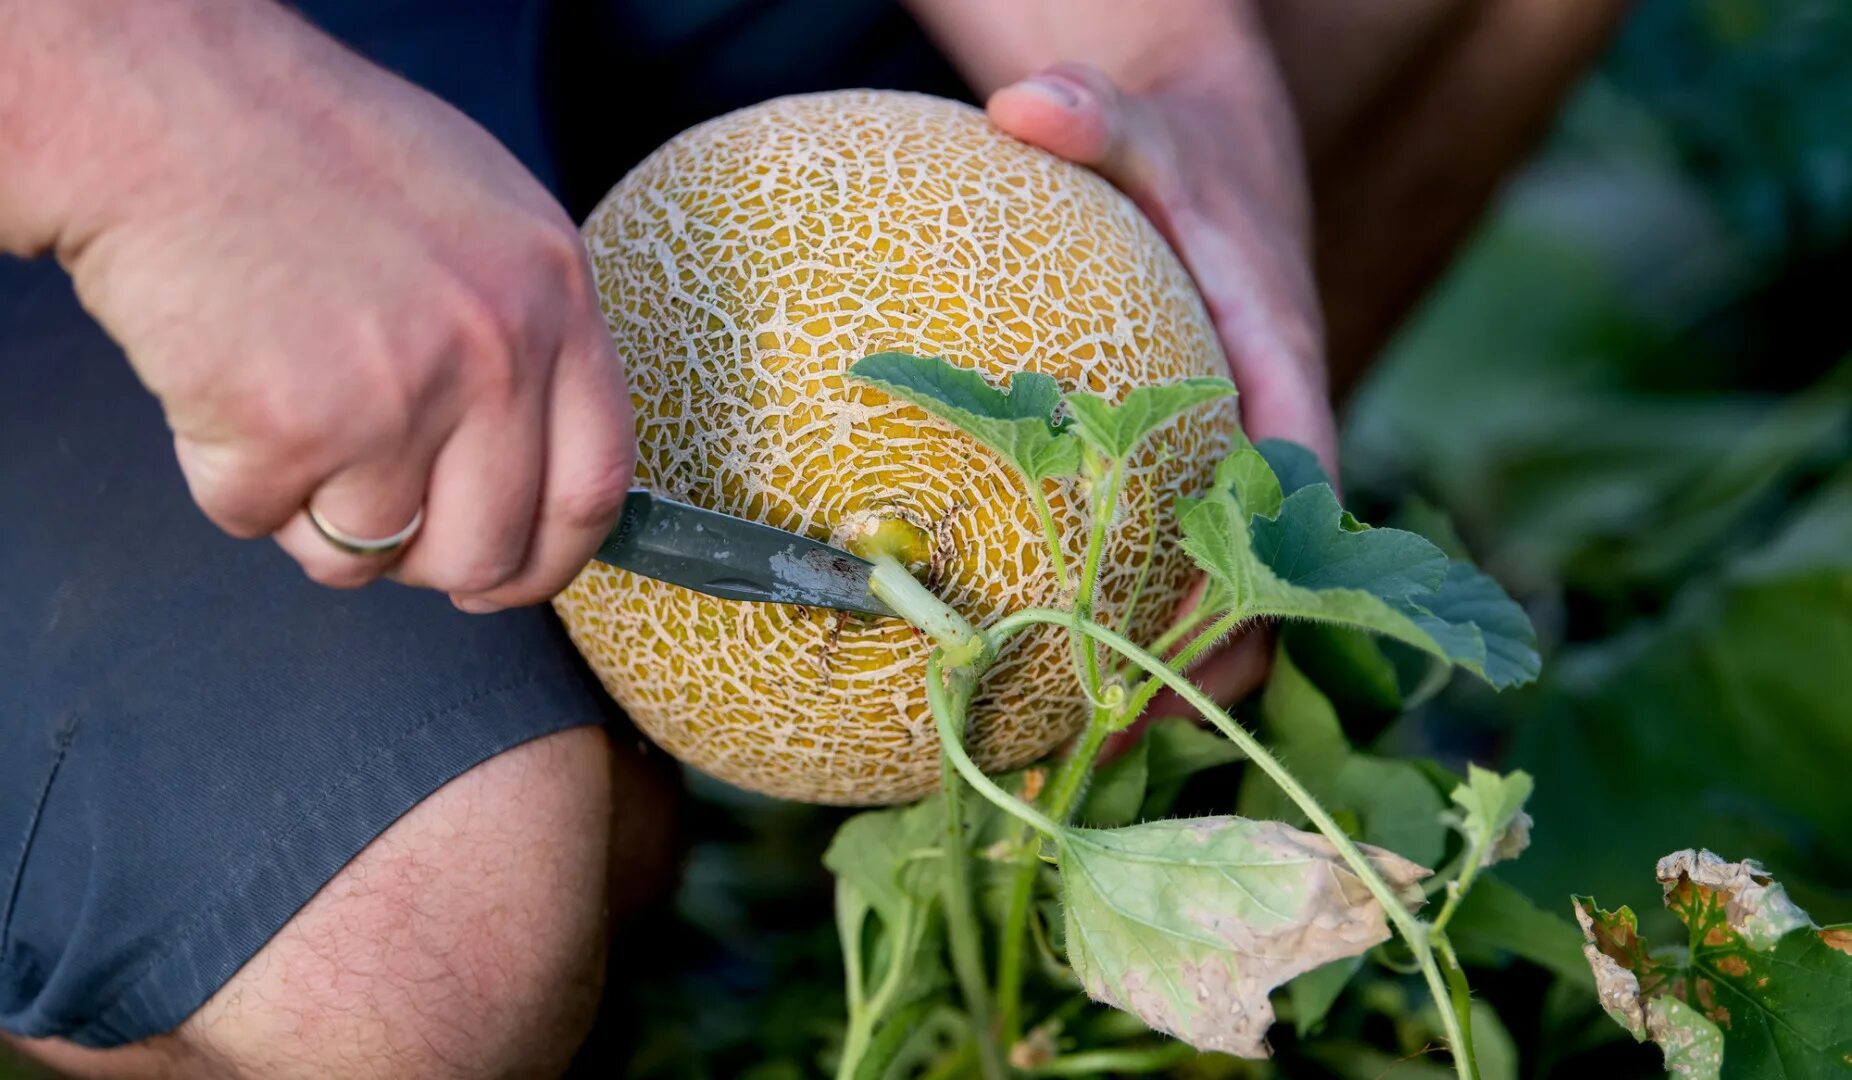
[307,505,424,556]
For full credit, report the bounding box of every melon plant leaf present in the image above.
[1218,440,1284,520]
[1063,377,1237,460]
[826,798,949,920]
[1178,447,1541,688]
[1288,955,1364,1038]
[1138,717,1247,819]
[824,802,950,1024]
[1237,645,1449,868]
[1575,850,1852,1079]
[1256,438,1334,503]
[851,352,1081,482]
[1080,717,1249,828]
[1447,765,1535,868]
[1055,816,1428,1057]
[1078,737,1149,828]
[1446,874,1593,988]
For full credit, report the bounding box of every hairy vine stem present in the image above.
[926,656,1010,1080]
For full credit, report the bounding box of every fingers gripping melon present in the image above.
[555,91,1238,805]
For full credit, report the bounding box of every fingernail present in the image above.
[453,595,504,615]
[1017,74,1083,110]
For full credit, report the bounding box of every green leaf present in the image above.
[1256,438,1332,500]
[1178,459,1541,688]
[850,352,1080,482]
[825,800,947,922]
[1576,850,1852,1079]
[824,802,950,1038]
[1281,623,1405,716]
[1079,738,1149,828]
[1217,441,1284,521]
[1469,999,1522,1080]
[1287,956,1363,1037]
[1447,765,1535,868]
[1056,816,1429,1057]
[1063,377,1237,459]
[1238,645,1451,868]
[1445,874,1595,988]
[1082,718,1252,827]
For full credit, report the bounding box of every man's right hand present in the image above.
[0,0,633,612]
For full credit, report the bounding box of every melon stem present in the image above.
[867,554,989,670]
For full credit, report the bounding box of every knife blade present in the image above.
[590,490,896,618]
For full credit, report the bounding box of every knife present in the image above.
[591,490,897,618]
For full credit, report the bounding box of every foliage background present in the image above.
[3,0,1844,1077]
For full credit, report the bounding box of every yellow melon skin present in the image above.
[554,90,1238,805]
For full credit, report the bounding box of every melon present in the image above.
[554,90,1238,805]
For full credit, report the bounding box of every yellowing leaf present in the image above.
[1057,817,1429,1057]
[1575,849,1852,1079]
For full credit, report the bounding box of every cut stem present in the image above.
[868,553,988,669]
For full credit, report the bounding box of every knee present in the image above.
[23,726,619,1080]
[205,724,617,1078]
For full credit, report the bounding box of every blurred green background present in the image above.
[5,0,1844,1076]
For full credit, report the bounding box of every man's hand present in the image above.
[1,0,631,611]
[989,64,1336,476]
[988,61,1326,727]
[904,0,1334,719]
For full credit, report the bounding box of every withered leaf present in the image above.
[1575,849,1852,1079]
[1057,817,1429,1058]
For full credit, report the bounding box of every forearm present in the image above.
[0,0,323,260]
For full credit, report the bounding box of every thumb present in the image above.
[986,64,1174,197]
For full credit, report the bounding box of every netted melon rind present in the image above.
[554,90,1237,805]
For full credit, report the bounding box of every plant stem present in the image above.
[1431,840,1493,937]
[1434,934,1481,1080]
[1120,608,1244,722]
[986,609,1476,1080]
[927,654,1063,838]
[1112,489,1161,639]
[1071,458,1125,696]
[835,877,871,1080]
[996,702,1117,1044]
[836,902,929,1080]
[1027,482,1073,589]
[927,657,1009,1080]
[1137,598,1215,663]
[918,1041,977,1080]
[1025,1043,1199,1075]
[869,553,987,668]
